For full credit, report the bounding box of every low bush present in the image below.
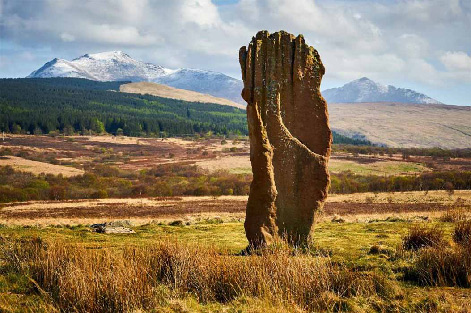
[402,224,444,251]
[0,164,251,203]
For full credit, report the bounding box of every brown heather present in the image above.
[3,238,399,313]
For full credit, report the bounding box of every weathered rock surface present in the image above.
[90,221,135,234]
[239,30,331,247]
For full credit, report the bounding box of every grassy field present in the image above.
[1,135,471,312]
[1,214,471,312]
[328,158,429,176]
[0,156,84,177]
[195,155,430,176]
[1,190,471,312]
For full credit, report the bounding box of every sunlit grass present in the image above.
[329,159,429,176]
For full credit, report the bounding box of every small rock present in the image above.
[207,216,224,224]
[107,220,132,227]
[90,223,135,234]
[169,220,184,226]
[331,215,345,223]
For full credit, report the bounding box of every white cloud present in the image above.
[396,34,429,59]
[323,52,406,81]
[404,58,442,85]
[441,51,471,71]
[80,24,160,46]
[179,0,221,27]
[60,33,75,42]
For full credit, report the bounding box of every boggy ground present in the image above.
[1,190,470,226]
[0,134,249,173]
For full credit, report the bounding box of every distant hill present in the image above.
[329,102,471,148]
[3,77,470,148]
[120,82,245,109]
[27,51,244,104]
[322,77,442,104]
[0,78,370,146]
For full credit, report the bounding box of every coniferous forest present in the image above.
[0,78,248,137]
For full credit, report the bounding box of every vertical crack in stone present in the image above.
[240,31,332,247]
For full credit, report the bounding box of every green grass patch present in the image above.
[329,159,429,176]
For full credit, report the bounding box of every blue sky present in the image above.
[1,0,470,105]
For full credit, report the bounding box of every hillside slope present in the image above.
[2,78,470,148]
[329,102,471,148]
[120,82,245,109]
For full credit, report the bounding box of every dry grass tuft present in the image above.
[453,220,471,246]
[2,237,400,313]
[402,224,445,251]
[439,208,467,223]
[403,222,471,288]
[406,245,471,287]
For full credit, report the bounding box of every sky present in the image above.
[0,0,470,105]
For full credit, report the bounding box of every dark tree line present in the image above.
[333,144,471,158]
[332,132,373,145]
[330,170,471,194]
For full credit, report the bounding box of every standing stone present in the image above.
[239,30,331,247]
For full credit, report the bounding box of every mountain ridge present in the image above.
[323,77,442,104]
[27,51,244,104]
[28,52,443,106]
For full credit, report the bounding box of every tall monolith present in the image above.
[239,30,331,247]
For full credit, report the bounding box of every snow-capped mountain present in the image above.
[27,51,244,104]
[154,68,243,104]
[28,51,174,82]
[322,77,442,104]
[30,54,440,106]
[27,58,99,80]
